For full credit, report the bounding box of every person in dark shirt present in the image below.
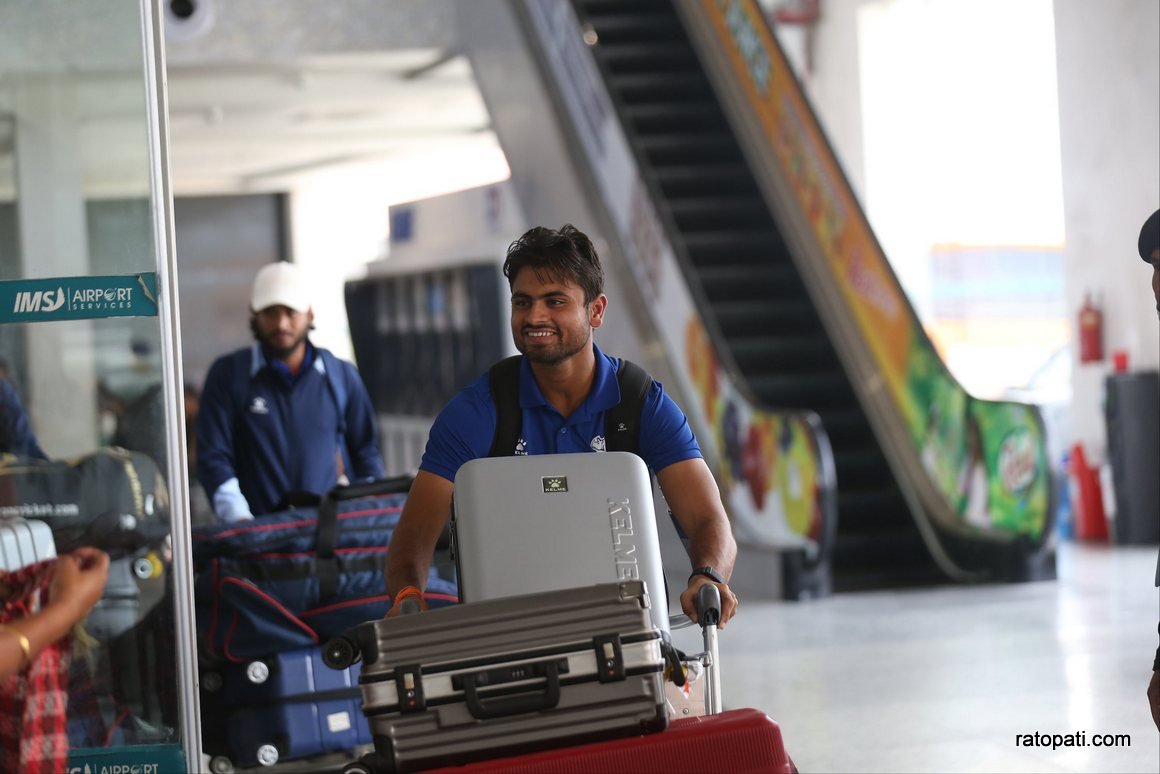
[1137,208,1160,732]
[196,262,383,521]
[0,377,47,459]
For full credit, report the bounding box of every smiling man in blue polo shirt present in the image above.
[386,225,738,626]
[196,262,384,521]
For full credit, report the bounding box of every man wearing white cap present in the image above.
[196,262,384,521]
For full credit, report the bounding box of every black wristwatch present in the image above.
[689,566,725,585]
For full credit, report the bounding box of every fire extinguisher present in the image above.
[1078,293,1103,364]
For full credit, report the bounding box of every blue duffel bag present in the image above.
[192,477,458,661]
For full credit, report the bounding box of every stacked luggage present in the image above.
[0,448,179,749]
[324,452,795,773]
[191,477,458,772]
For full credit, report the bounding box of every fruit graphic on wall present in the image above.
[778,420,818,537]
[741,419,778,512]
[685,318,720,424]
[722,400,744,482]
[741,425,766,510]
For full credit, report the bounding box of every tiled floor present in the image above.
[677,541,1159,773]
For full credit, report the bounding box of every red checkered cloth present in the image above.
[0,559,71,774]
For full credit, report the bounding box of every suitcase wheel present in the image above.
[323,635,358,670]
[132,552,164,579]
[344,751,392,774]
[202,671,223,693]
[256,744,280,766]
[208,755,234,774]
[246,661,270,684]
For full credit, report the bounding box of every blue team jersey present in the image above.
[197,343,384,517]
[419,345,702,482]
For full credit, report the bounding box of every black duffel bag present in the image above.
[0,446,170,555]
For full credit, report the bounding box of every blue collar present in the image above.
[252,340,318,385]
[517,343,621,420]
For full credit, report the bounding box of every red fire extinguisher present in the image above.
[1068,443,1108,541]
[1078,293,1103,364]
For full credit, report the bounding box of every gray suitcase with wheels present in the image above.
[328,581,668,774]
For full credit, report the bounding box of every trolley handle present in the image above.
[697,582,723,715]
[697,582,721,628]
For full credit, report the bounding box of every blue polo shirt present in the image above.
[420,345,702,482]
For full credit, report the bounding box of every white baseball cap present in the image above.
[251,262,311,313]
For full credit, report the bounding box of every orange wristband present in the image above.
[394,586,423,603]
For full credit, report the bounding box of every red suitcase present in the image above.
[425,708,796,774]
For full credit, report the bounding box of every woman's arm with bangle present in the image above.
[0,548,110,680]
[1,599,86,679]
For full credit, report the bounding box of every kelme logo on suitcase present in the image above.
[542,476,568,493]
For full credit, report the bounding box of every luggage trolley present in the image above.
[322,450,793,772]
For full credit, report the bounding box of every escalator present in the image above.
[570,0,932,589]
[465,0,1055,592]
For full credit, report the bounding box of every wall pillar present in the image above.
[1054,0,1160,456]
[14,76,98,456]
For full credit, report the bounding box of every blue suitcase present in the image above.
[204,646,372,771]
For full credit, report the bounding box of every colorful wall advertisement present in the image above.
[685,315,828,555]
[701,0,1050,540]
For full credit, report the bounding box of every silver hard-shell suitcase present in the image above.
[451,451,671,632]
[325,581,668,773]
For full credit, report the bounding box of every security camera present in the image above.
[169,0,196,19]
[164,0,215,42]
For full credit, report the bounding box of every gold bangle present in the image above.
[0,623,31,666]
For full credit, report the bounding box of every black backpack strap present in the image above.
[604,359,652,455]
[231,347,257,422]
[317,349,349,438]
[315,488,341,601]
[490,355,651,456]
[310,475,419,601]
[488,356,524,457]
[604,360,691,568]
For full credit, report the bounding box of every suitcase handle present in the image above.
[327,475,414,502]
[462,662,561,719]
